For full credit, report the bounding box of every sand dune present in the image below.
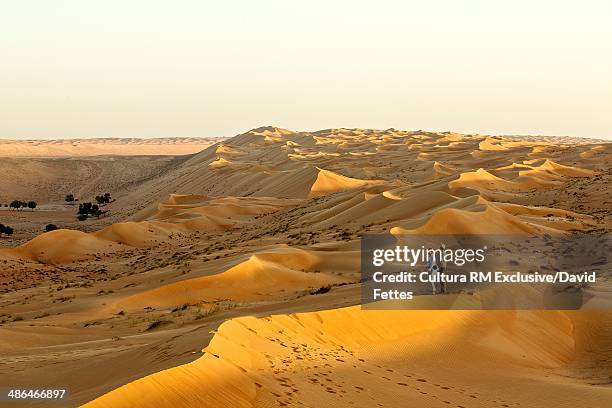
[308,168,384,197]
[449,168,529,192]
[310,189,458,229]
[392,204,541,235]
[11,229,127,264]
[112,247,354,311]
[519,159,595,179]
[1,127,610,407]
[86,306,612,408]
[426,161,457,180]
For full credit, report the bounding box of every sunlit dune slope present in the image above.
[11,229,127,264]
[111,246,355,310]
[308,168,385,197]
[86,306,612,408]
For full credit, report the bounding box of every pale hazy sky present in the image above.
[2,0,611,139]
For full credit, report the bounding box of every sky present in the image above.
[1,0,611,140]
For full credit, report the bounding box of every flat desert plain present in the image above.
[0,127,610,407]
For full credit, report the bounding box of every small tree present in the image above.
[95,195,105,205]
[76,202,103,219]
[9,200,20,211]
[78,202,93,215]
[104,193,112,203]
[20,201,27,210]
[65,194,75,203]
[45,224,58,232]
[0,224,14,237]
[28,201,37,211]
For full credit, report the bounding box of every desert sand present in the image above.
[0,127,610,407]
[0,137,221,158]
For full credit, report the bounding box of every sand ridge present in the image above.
[86,306,612,408]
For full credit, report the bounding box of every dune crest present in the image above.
[308,168,383,197]
[86,306,612,408]
[112,247,353,311]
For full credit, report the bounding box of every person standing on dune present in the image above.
[426,255,440,295]
[439,244,448,294]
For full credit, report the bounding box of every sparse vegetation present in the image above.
[310,285,332,295]
[95,193,112,205]
[171,303,190,312]
[145,319,171,331]
[9,200,23,210]
[77,194,112,220]
[194,305,219,320]
[0,224,14,237]
[7,199,37,211]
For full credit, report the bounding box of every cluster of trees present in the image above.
[66,193,112,205]
[4,200,37,211]
[95,193,112,205]
[75,193,112,221]
[77,202,109,221]
[0,223,14,237]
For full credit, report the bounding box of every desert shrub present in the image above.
[171,303,189,312]
[145,319,171,331]
[0,224,14,237]
[310,285,331,295]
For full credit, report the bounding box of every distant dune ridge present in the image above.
[0,137,222,157]
[0,126,610,407]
